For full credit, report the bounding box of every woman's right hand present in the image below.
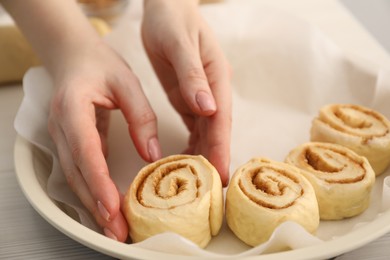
[2,0,162,241]
[47,37,163,242]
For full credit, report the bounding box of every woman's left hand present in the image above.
[141,0,232,186]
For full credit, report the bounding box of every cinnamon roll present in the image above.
[123,154,223,248]
[285,142,375,220]
[226,158,319,247]
[310,104,390,175]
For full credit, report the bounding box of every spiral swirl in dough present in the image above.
[310,104,390,175]
[123,154,223,248]
[285,142,375,220]
[226,158,319,247]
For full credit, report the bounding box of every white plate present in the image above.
[14,135,390,260]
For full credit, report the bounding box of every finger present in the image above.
[111,72,162,162]
[103,212,128,242]
[53,98,121,223]
[142,53,197,131]
[200,33,232,187]
[166,38,217,116]
[206,92,231,186]
[206,113,231,187]
[182,122,200,155]
[48,119,128,241]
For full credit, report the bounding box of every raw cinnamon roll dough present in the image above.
[285,142,375,220]
[310,104,390,175]
[226,157,319,247]
[123,154,223,248]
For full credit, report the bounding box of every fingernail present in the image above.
[148,137,162,162]
[104,227,118,241]
[223,176,230,187]
[196,91,216,113]
[97,200,111,222]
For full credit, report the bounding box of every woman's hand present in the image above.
[2,0,162,241]
[142,0,232,186]
[47,39,162,242]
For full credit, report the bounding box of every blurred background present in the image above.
[1,0,389,52]
[1,0,389,51]
[340,0,390,53]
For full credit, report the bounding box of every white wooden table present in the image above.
[1,0,390,259]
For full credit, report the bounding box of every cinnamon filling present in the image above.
[335,108,372,129]
[323,105,389,141]
[305,148,342,173]
[136,160,200,208]
[238,166,303,209]
[303,146,365,184]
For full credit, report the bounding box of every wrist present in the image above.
[2,0,103,77]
